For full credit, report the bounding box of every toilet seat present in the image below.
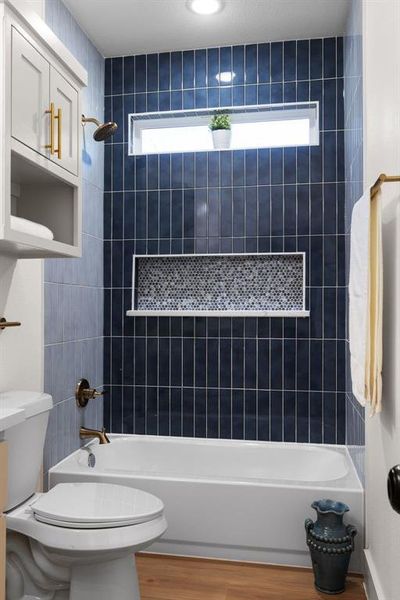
[31,482,164,529]
[7,495,167,555]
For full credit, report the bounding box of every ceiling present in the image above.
[62,0,350,58]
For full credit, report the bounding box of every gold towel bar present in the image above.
[0,318,21,330]
[371,173,400,199]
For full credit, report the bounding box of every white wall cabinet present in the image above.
[11,27,79,177]
[0,0,88,258]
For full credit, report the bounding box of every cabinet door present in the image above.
[50,67,79,176]
[11,27,50,156]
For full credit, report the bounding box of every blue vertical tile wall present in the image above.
[104,38,347,444]
[43,0,105,477]
[344,0,365,482]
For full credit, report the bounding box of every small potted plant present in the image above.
[209,113,232,150]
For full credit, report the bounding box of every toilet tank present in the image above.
[1,391,53,511]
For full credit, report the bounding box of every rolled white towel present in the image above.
[11,215,54,241]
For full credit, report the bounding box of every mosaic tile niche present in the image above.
[132,253,305,314]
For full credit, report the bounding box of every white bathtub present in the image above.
[49,435,364,571]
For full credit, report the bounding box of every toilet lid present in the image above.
[32,483,164,529]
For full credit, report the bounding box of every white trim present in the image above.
[127,309,310,318]
[133,251,305,259]
[364,549,386,600]
[10,138,79,186]
[128,102,320,156]
[130,101,318,120]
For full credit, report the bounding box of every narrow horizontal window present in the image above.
[129,102,319,156]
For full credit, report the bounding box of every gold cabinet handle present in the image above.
[45,102,55,155]
[55,107,62,160]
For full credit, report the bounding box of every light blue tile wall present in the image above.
[43,0,105,476]
[344,0,365,483]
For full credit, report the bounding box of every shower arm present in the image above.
[81,115,101,127]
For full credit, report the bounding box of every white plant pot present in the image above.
[211,129,232,150]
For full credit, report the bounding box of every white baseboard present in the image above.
[149,539,312,568]
[364,549,386,600]
[148,539,364,573]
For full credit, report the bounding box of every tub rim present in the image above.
[48,435,364,492]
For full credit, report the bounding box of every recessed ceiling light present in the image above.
[188,0,223,16]
[216,71,236,84]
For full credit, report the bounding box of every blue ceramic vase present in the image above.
[305,499,357,595]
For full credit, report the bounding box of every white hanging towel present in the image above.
[349,186,383,414]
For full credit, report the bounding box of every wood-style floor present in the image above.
[137,555,366,600]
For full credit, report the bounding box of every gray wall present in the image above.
[43,0,105,478]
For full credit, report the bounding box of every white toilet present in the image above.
[3,391,167,600]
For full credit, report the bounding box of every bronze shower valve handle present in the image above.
[75,378,105,408]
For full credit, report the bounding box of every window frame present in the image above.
[128,101,320,156]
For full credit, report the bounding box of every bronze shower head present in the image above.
[81,115,118,141]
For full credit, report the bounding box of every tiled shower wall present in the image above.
[344,0,365,480]
[43,0,104,476]
[104,38,347,443]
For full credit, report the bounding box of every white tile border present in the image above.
[128,101,319,155]
[127,309,310,318]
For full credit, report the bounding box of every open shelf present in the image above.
[127,253,310,318]
[4,150,80,258]
[127,309,310,318]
